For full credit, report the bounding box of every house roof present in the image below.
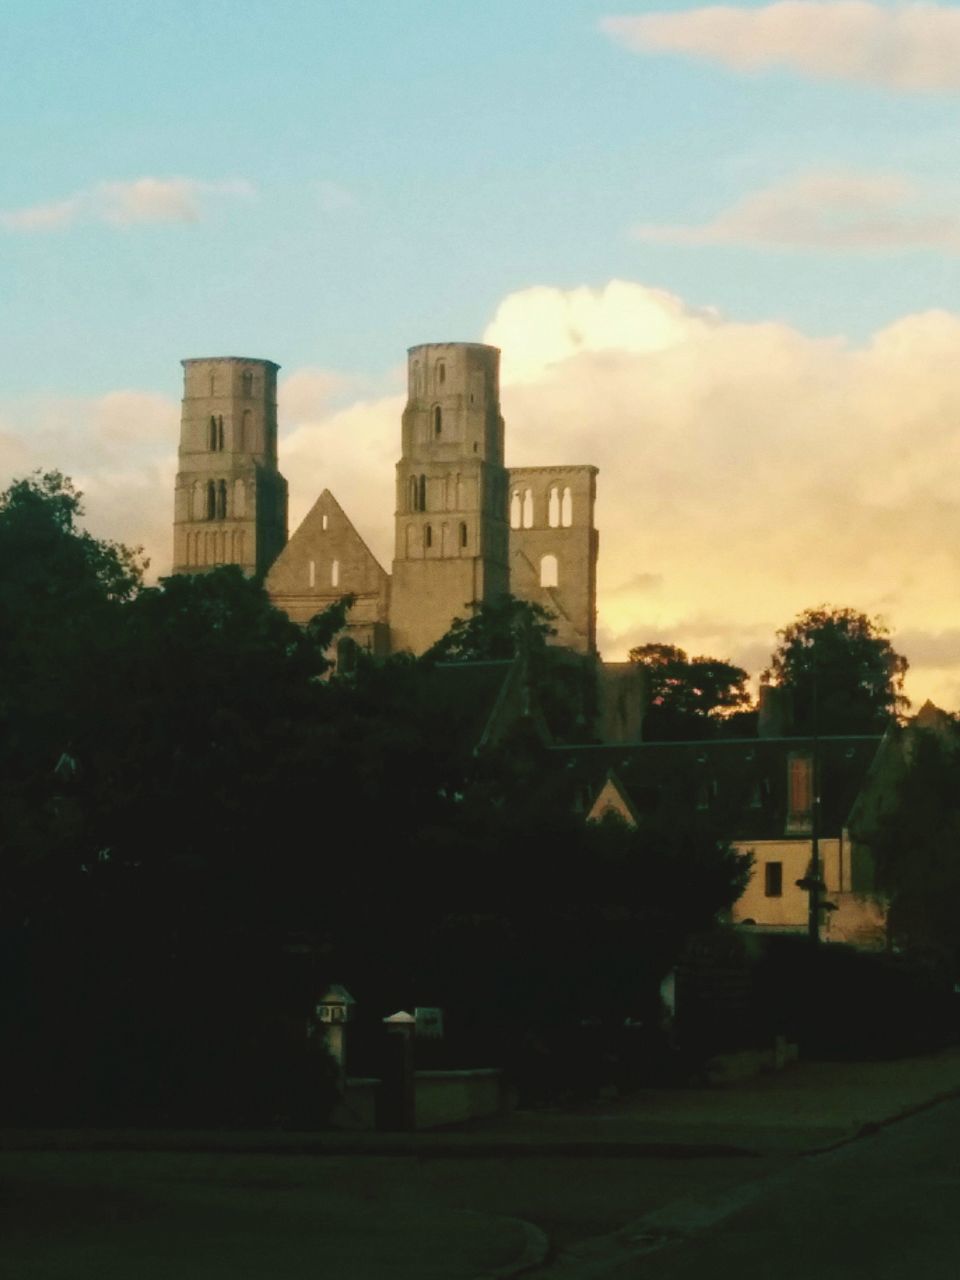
[551,734,884,840]
[418,658,529,756]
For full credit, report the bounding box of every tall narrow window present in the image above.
[425,524,433,549]
[522,488,534,529]
[216,479,227,520]
[764,862,783,898]
[242,369,253,397]
[322,513,329,531]
[561,486,573,527]
[217,416,224,451]
[410,475,418,511]
[540,554,558,587]
[209,416,218,451]
[240,410,251,451]
[418,474,427,512]
[331,559,340,588]
[510,490,522,529]
[308,559,316,588]
[459,521,467,549]
[548,486,560,528]
[206,481,216,520]
[436,361,446,388]
[434,406,442,437]
[209,372,216,396]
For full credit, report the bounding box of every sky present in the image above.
[5,0,960,708]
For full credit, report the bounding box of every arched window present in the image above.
[436,361,446,388]
[409,476,418,511]
[418,474,427,512]
[322,513,329,531]
[209,416,218,451]
[308,559,316,588]
[217,416,224,451]
[216,479,227,520]
[522,488,534,529]
[241,369,253,397]
[459,521,468,549]
[561,486,572,527]
[206,481,216,520]
[425,524,433,549]
[540,554,559,588]
[331,559,340,587]
[548,486,560,528]
[510,490,522,529]
[434,406,442,437]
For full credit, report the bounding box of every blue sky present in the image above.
[5,1,960,706]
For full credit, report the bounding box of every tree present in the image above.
[628,642,752,740]
[867,721,960,963]
[423,594,557,662]
[764,606,908,735]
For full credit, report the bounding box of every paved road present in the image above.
[541,1096,960,1278]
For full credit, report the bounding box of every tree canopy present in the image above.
[764,606,909,735]
[628,642,753,740]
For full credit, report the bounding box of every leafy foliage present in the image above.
[867,723,960,962]
[764,606,909,735]
[628,642,752,740]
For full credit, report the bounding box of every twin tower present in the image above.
[173,343,598,656]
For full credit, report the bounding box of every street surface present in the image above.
[541,1095,960,1278]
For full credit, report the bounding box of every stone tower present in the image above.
[507,465,599,654]
[173,357,288,578]
[390,342,510,654]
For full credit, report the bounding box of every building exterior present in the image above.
[573,732,889,947]
[172,343,600,661]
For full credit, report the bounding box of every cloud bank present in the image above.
[602,2,960,92]
[633,170,960,252]
[1,177,253,232]
[5,280,960,709]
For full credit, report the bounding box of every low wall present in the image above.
[414,1069,504,1130]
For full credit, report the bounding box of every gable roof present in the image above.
[553,735,884,841]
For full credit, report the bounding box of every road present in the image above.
[540,1096,960,1278]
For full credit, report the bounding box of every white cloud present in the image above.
[633,170,960,252]
[602,2,960,92]
[0,177,253,232]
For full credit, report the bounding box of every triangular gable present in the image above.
[267,489,388,594]
[586,769,641,828]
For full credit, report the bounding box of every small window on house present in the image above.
[308,559,316,588]
[322,513,329,531]
[561,486,572,527]
[540,554,558,587]
[764,862,783,898]
[331,559,340,587]
[548,486,560,528]
[510,490,522,529]
[522,488,534,529]
[242,370,253,397]
[459,521,467,548]
[434,406,442,437]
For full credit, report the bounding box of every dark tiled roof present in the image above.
[418,659,519,755]
[550,735,883,840]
